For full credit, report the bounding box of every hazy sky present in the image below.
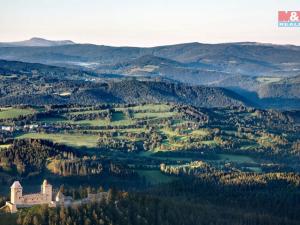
[0,0,300,46]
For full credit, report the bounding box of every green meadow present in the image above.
[0,107,35,119]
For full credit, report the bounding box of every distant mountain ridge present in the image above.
[0,39,300,109]
[1,40,299,75]
[0,37,75,47]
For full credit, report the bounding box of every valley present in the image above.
[0,103,299,188]
[2,0,300,223]
[0,39,299,225]
[0,103,300,225]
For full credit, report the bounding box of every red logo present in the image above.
[278,11,300,22]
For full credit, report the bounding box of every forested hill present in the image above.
[1,41,300,109]
[0,59,96,79]
[104,80,252,107]
[257,74,300,99]
[0,73,251,107]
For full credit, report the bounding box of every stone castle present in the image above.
[5,180,54,213]
[2,180,108,213]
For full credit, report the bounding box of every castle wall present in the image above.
[6,180,56,213]
[10,180,53,207]
[21,193,51,205]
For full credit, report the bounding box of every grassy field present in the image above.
[191,129,210,136]
[38,116,67,123]
[136,169,176,184]
[39,105,177,127]
[218,153,256,163]
[134,112,177,119]
[160,128,179,137]
[17,105,224,152]
[68,109,106,115]
[71,118,136,126]
[0,107,35,119]
[256,77,282,84]
[117,104,172,112]
[41,111,137,126]
[138,151,195,162]
[39,116,136,127]
[16,133,99,148]
[201,140,218,146]
[14,104,276,155]
[0,144,11,150]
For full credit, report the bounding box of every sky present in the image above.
[0,0,300,47]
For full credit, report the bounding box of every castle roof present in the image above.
[11,181,22,189]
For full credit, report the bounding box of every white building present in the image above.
[1,180,108,213]
[5,180,53,213]
[1,126,14,132]
[23,124,39,130]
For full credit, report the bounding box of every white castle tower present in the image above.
[41,180,52,202]
[10,181,23,205]
[3,180,55,213]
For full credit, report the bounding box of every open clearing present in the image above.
[136,169,176,184]
[16,133,99,148]
[256,77,282,84]
[0,107,35,119]
[218,153,256,163]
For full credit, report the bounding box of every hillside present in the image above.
[0,40,300,109]
[0,59,252,107]
[257,75,300,99]
[0,59,96,79]
[1,40,300,108]
[104,80,251,107]
[98,55,231,84]
[0,68,251,107]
